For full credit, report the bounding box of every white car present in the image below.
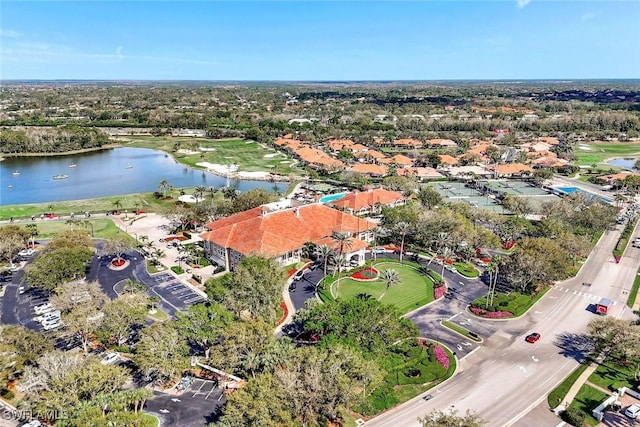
[372,247,386,254]
[42,319,62,331]
[625,404,640,419]
[36,310,61,323]
[100,352,120,365]
[34,303,53,315]
[18,248,35,257]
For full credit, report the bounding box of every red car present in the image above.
[526,333,541,343]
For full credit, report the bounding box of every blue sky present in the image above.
[1,1,639,80]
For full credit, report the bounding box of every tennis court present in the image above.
[479,180,549,196]
[424,182,509,213]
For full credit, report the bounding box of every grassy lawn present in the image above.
[575,142,640,166]
[147,308,169,322]
[334,263,435,314]
[568,384,608,427]
[454,261,479,278]
[441,320,482,342]
[471,287,550,317]
[12,219,131,240]
[588,361,637,391]
[141,414,159,427]
[548,362,591,408]
[123,136,297,175]
[628,267,640,308]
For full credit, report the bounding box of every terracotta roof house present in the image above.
[445,165,493,178]
[350,163,388,177]
[599,171,640,184]
[427,139,458,148]
[328,188,405,215]
[328,138,355,152]
[379,154,413,167]
[520,142,553,153]
[531,156,569,168]
[295,147,344,173]
[396,167,445,181]
[488,163,534,177]
[438,154,459,165]
[350,143,369,153]
[393,138,423,149]
[355,149,386,161]
[536,137,560,145]
[274,137,304,151]
[200,204,377,271]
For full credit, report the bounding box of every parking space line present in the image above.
[184,296,206,304]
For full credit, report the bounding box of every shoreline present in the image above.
[0,143,123,158]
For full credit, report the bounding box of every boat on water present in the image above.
[7,184,13,188]
[53,174,69,180]
[12,170,20,176]
[68,164,77,168]
[126,164,133,169]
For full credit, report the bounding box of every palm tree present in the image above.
[315,244,334,277]
[158,180,171,198]
[195,185,207,204]
[394,221,411,262]
[440,246,453,279]
[151,248,166,266]
[486,255,504,308]
[112,199,123,212]
[25,223,38,247]
[133,200,141,213]
[332,231,353,272]
[379,269,401,300]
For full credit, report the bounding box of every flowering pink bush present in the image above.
[470,307,512,318]
[352,267,379,280]
[433,345,449,369]
[434,285,447,299]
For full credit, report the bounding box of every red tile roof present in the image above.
[350,163,388,176]
[201,204,376,257]
[329,188,404,211]
[438,154,459,165]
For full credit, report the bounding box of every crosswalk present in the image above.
[551,285,618,305]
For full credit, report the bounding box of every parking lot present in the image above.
[149,273,207,312]
[188,379,224,401]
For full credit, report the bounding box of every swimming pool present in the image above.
[319,192,347,203]
[553,186,613,204]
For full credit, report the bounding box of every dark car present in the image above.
[423,394,433,401]
[525,333,541,343]
[288,282,297,291]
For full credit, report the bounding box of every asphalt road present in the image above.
[365,224,639,427]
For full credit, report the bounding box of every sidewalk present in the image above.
[553,360,600,414]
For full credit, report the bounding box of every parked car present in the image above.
[42,319,62,331]
[422,394,434,401]
[18,248,35,257]
[35,310,61,323]
[288,282,297,291]
[34,303,53,314]
[18,285,25,294]
[525,333,541,343]
[373,247,386,254]
[292,269,306,281]
[100,352,120,365]
[625,404,640,419]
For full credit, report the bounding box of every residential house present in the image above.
[295,146,345,173]
[379,154,413,167]
[438,154,459,166]
[426,139,458,149]
[349,163,388,178]
[328,187,405,216]
[395,167,445,181]
[393,138,423,149]
[200,203,377,271]
[488,163,534,177]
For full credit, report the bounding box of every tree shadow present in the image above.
[554,331,595,362]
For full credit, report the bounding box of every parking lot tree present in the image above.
[208,318,274,377]
[213,256,286,322]
[216,373,294,427]
[135,321,190,385]
[102,237,133,264]
[0,331,17,388]
[44,229,94,252]
[501,195,532,218]
[0,225,29,262]
[418,408,485,427]
[1,325,53,368]
[25,246,94,292]
[272,345,379,426]
[18,352,128,424]
[100,293,150,346]
[175,302,233,360]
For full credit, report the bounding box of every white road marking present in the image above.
[532,356,539,362]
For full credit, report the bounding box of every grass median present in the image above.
[441,320,482,342]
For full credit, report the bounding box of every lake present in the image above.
[606,158,638,171]
[1,147,288,205]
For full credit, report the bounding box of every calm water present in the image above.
[0,147,288,205]
[606,158,638,171]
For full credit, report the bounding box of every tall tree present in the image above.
[378,269,401,300]
[100,293,149,346]
[135,322,189,385]
[175,303,232,360]
[102,237,133,265]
